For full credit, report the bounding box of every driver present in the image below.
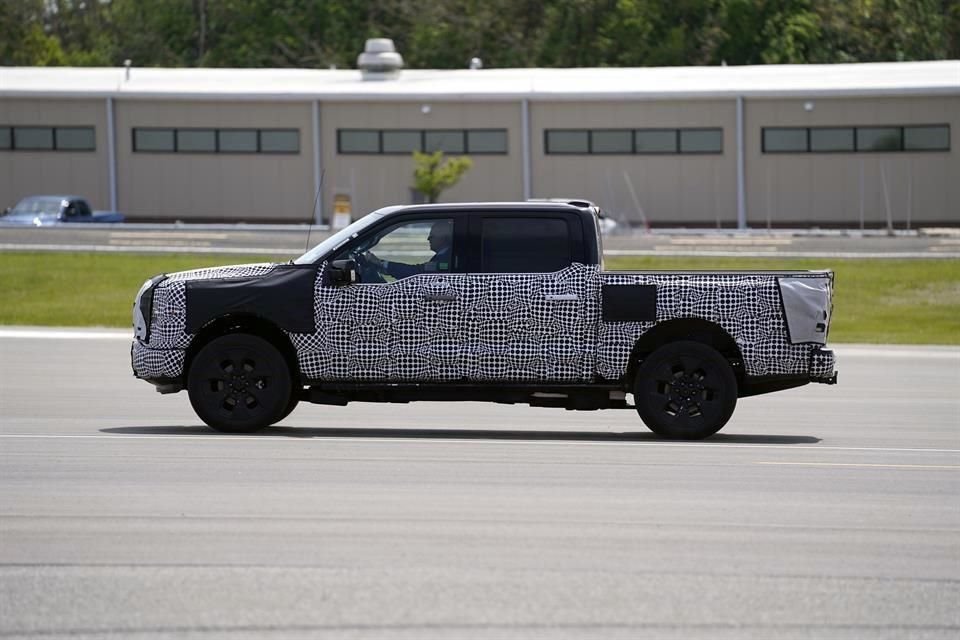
[366,220,453,279]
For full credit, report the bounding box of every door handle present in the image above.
[544,293,579,302]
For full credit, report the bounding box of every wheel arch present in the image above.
[625,318,743,387]
[185,313,301,384]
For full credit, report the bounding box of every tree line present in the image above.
[3,0,957,69]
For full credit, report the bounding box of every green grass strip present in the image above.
[0,252,957,344]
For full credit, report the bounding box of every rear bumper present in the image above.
[810,347,838,384]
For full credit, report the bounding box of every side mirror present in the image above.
[2,207,9,215]
[329,259,357,286]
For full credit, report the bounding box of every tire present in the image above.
[187,333,293,433]
[633,340,737,440]
[277,393,300,423]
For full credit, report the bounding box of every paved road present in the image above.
[1,331,958,639]
[2,224,959,258]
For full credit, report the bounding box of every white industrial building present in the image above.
[1,47,957,228]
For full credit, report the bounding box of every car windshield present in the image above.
[294,208,396,265]
[11,197,64,216]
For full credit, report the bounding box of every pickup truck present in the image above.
[131,202,837,439]
[1,195,125,226]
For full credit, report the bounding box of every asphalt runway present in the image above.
[1,331,958,639]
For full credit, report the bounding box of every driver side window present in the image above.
[335,217,455,283]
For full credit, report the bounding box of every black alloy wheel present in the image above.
[633,340,738,440]
[187,333,293,433]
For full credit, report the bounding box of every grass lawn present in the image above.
[0,251,957,345]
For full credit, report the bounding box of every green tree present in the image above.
[412,151,473,204]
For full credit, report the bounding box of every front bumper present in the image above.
[131,340,186,381]
[810,347,838,384]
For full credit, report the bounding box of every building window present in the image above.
[466,130,507,154]
[762,125,949,153]
[382,130,423,153]
[177,129,217,153]
[680,129,723,153]
[133,127,299,153]
[14,127,53,150]
[763,128,807,153]
[591,130,633,154]
[337,129,508,154]
[0,126,96,151]
[338,130,380,153]
[811,128,854,152]
[904,125,950,151]
[635,129,677,153]
[259,129,299,153]
[218,129,258,153]
[545,130,589,154]
[857,127,902,152]
[54,127,96,150]
[545,128,722,155]
[134,128,175,152]
[425,130,465,154]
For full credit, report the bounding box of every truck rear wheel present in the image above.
[187,333,292,433]
[633,340,737,440]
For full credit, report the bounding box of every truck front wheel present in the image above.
[187,333,293,433]
[633,340,737,440]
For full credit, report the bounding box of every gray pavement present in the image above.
[1,223,959,258]
[0,331,958,638]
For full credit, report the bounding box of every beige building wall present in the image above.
[531,100,738,226]
[115,100,314,222]
[320,101,523,221]
[745,96,960,227]
[0,98,110,210]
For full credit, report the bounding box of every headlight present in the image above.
[132,275,167,342]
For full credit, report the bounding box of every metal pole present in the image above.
[859,159,865,231]
[105,97,117,212]
[312,100,323,225]
[736,95,746,230]
[521,99,531,200]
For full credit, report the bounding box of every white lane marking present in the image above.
[757,462,960,469]
[0,329,130,340]
[1,433,959,454]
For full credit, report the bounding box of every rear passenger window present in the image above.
[480,217,571,273]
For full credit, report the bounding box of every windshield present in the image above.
[294,208,397,264]
[11,197,64,216]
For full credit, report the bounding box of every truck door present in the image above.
[463,213,600,382]
[312,215,470,381]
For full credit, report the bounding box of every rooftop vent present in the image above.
[358,38,403,81]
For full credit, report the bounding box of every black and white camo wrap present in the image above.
[288,263,599,382]
[597,271,813,378]
[133,261,820,383]
[132,263,278,379]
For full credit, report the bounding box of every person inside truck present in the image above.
[364,219,453,279]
